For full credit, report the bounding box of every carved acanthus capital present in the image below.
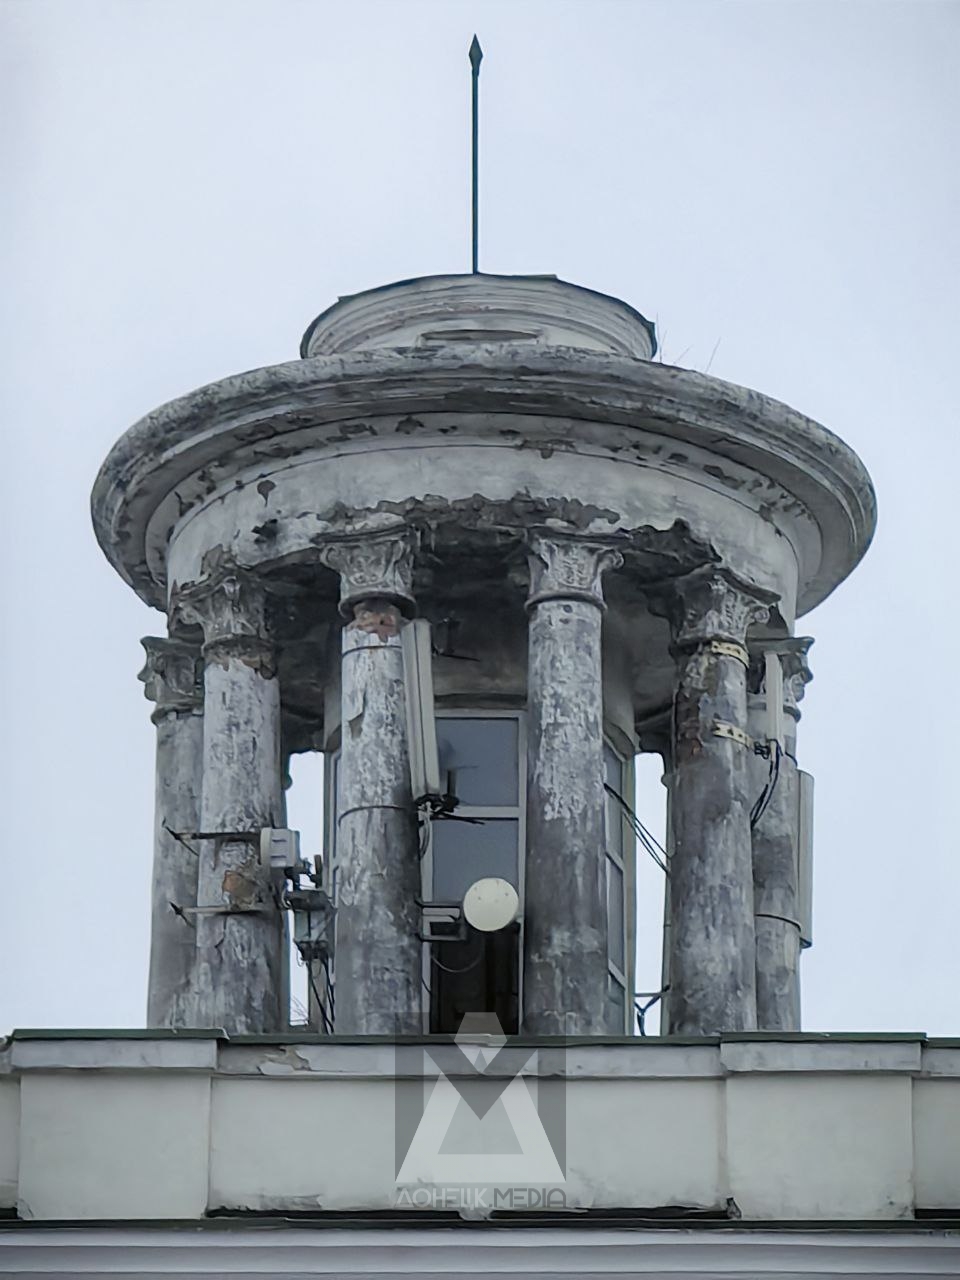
[657,568,774,651]
[319,529,416,618]
[172,571,275,672]
[783,638,814,717]
[526,534,623,611]
[139,637,203,721]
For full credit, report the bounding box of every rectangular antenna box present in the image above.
[402,618,441,798]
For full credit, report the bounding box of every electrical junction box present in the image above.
[259,827,301,872]
[286,887,335,962]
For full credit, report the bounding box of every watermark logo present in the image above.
[394,1013,567,1210]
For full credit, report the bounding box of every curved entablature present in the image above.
[91,348,876,619]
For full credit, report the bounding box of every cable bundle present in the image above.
[604,784,669,874]
[750,741,783,828]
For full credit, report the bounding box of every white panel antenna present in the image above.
[763,650,786,749]
[401,619,441,800]
[797,769,814,948]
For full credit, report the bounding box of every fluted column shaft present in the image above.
[139,638,203,1028]
[178,573,285,1033]
[661,570,771,1035]
[523,535,623,1035]
[748,639,813,1031]
[321,534,421,1034]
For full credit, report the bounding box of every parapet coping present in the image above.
[6,1029,942,1043]
[3,1031,959,1079]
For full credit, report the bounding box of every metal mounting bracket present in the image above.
[172,902,272,917]
[706,639,750,666]
[417,900,468,943]
[710,720,753,748]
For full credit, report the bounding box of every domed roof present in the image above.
[300,273,658,360]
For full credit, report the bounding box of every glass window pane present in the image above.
[432,817,519,902]
[437,718,519,807]
[604,743,621,789]
[603,743,624,856]
[606,856,625,970]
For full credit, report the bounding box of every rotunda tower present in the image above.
[92,273,875,1037]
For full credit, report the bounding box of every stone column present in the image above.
[658,569,771,1035]
[177,572,285,1033]
[320,532,421,1034]
[748,638,813,1031]
[139,637,203,1028]
[523,534,623,1036]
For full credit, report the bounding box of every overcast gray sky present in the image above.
[1,0,957,1035]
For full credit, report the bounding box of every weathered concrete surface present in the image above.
[92,286,876,622]
[332,608,421,1033]
[659,570,772,1035]
[9,1033,958,1227]
[747,640,813,1031]
[88,275,878,1042]
[163,441,801,629]
[139,638,203,1028]
[524,535,623,1035]
[749,751,802,1033]
[301,273,658,358]
[322,532,421,1034]
[177,574,285,1033]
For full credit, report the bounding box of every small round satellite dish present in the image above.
[462,877,520,933]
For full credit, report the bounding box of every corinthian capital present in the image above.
[319,529,416,618]
[660,568,774,651]
[526,535,623,610]
[782,638,814,717]
[139,637,203,721]
[172,571,275,672]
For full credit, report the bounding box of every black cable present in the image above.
[604,785,668,860]
[320,953,336,1021]
[634,989,667,1037]
[761,748,780,822]
[417,815,430,861]
[307,967,334,1035]
[429,950,484,976]
[163,823,200,859]
[750,741,782,828]
[604,784,669,874]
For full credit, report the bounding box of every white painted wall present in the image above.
[2,1036,959,1224]
[17,1074,210,1221]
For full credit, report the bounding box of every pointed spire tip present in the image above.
[469,35,483,71]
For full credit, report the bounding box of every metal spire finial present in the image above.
[469,36,483,274]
